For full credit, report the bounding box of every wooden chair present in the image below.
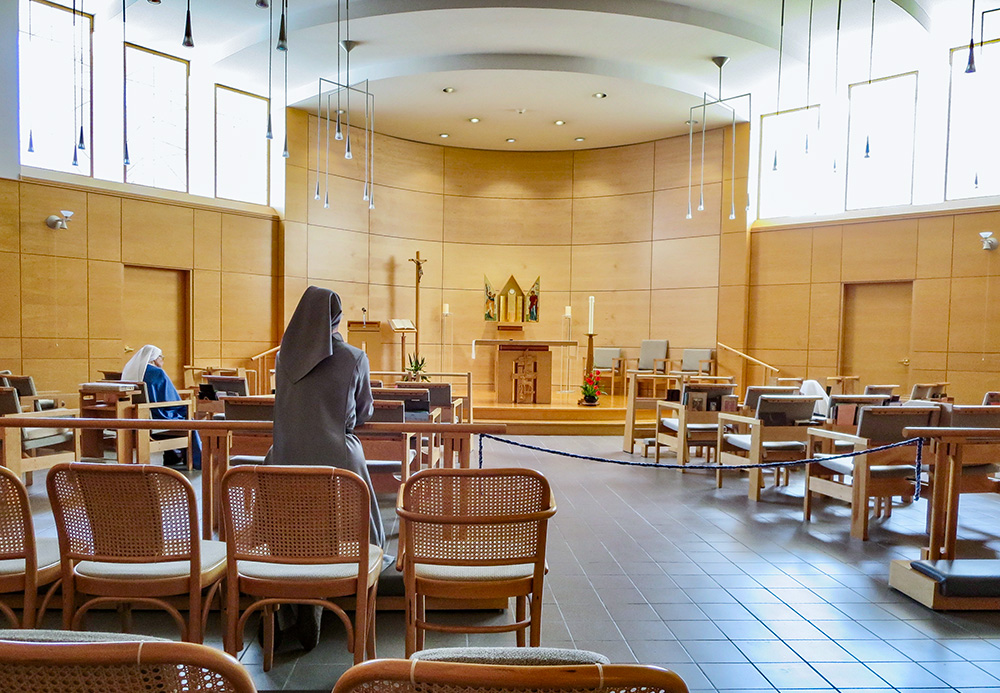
[0,639,256,693]
[203,375,249,397]
[374,387,441,468]
[221,465,381,671]
[396,468,556,656]
[133,384,195,468]
[0,388,81,485]
[394,381,462,423]
[0,466,61,628]
[717,395,822,500]
[804,405,940,540]
[332,658,688,693]
[222,396,275,460]
[668,348,716,376]
[865,384,899,397]
[592,347,624,397]
[983,391,1000,406]
[0,375,61,411]
[654,383,736,467]
[910,382,949,401]
[828,394,892,429]
[740,385,800,414]
[46,463,227,642]
[360,400,418,493]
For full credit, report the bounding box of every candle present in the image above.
[564,305,572,318]
[588,296,595,334]
[443,303,450,315]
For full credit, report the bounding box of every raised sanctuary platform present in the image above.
[472,386,631,436]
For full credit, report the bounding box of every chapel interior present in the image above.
[3,1,1000,692]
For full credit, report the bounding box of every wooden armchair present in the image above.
[203,375,248,397]
[983,391,1000,406]
[668,348,716,376]
[0,375,62,411]
[717,395,821,500]
[0,388,80,484]
[592,347,624,396]
[373,387,441,468]
[865,384,899,397]
[740,385,800,414]
[360,399,418,492]
[828,394,893,429]
[654,383,736,467]
[134,386,195,468]
[910,382,949,401]
[804,405,939,540]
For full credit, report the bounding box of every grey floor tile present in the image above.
[681,640,750,664]
[755,662,831,690]
[917,661,1000,688]
[734,640,805,664]
[700,662,777,690]
[808,661,890,688]
[785,640,857,663]
[865,660,948,688]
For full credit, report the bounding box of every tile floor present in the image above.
[20,435,1000,692]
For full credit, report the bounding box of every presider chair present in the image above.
[591,347,624,396]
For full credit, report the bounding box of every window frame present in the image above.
[213,83,270,206]
[944,37,1000,201]
[123,41,191,192]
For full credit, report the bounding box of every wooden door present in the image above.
[841,282,913,391]
[124,266,189,385]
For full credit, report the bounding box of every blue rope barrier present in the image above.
[477,433,925,499]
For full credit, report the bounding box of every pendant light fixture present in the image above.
[685,115,693,219]
[276,0,287,51]
[27,0,34,153]
[833,0,842,173]
[773,0,785,172]
[71,0,78,166]
[864,0,876,159]
[967,0,977,73]
[335,0,343,141]
[122,0,130,167]
[342,0,355,161]
[256,0,269,7]
[182,0,193,48]
[805,0,815,154]
[266,0,273,140]
[324,93,331,208]
[282,1,289,160]
[314,85,322,200]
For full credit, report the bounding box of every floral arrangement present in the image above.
[580,369,604,400]
[404,353,430,382]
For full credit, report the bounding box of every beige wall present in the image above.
[0,177,278,393]
[748,212,1000,403]
[284,109,747,386]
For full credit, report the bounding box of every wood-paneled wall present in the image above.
[284,109,747,386]
[0,178,278,393]
[748,212,1000,403]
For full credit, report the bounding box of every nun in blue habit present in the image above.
[121,344,202,470]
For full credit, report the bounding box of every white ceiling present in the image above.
[78,0,974,151]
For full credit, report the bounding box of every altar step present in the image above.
[473,402,637,436]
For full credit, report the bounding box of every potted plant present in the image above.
[579,369,604,406]
[404,353,430,382]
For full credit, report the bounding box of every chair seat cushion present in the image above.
[910,559,1000,598]
[414,562,535,582]
[0,629,171,643]
[151,430,188,439]
[0,537,60,577]
[230,455,267,466]
[411,646,611,665]
[816,457,914,479]
[660,418,718,433]
[239,546,383,586]
[22,427,70,442]
[723,434,805,452]
[75,540,227,581]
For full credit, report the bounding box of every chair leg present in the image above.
[263,604,275,673]
[416,595,426,652]
[529,593,543,647]
[366,585,378,660]
[515,596,526,647]
[803,468,813,522]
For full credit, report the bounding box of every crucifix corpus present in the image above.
[408,251,427,359]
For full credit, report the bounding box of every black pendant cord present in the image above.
[776,0,784,114]
[79,0,86,152]
[282,0,289,158]
[336,0,342,140]
[868,0,876,86]
[123,0,130,166]
[72,0,78,165]
[806,0,814,106]
[345,0,352,160]
[967,0,977,73]
[27,0,33,152]
[832,0,842,172]
[266,0,273,139]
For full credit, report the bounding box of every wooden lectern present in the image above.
[347,321,384,370]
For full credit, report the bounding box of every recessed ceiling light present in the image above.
[439,133,449,138]
[506,138,516,143]
[574,137,586,142]
[592,92,607,99]
[469,117,480,123]
[442,87,455,93]
[554,120,566,126]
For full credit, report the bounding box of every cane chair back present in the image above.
[0,467,60,627]
[221,465,381,670]
[332,658,688,693]
[46,463,226,642]
[397,468,556,656]
[0,639,257,693]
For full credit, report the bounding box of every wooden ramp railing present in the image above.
[249,345,280,395]
[717,342,779,396]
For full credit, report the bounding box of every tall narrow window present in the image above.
[946,41,1000,200]
[758,105,841,219]
[124,44,188,192]
[846,72,918,210]
[215,85,269,205]
[19,0,93,176]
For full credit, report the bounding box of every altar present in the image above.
[473,339,577,404]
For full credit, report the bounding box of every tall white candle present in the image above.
[564,305,572,318]
[588,296,595,333]
[443,303,450,315]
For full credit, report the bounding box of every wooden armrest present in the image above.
[656,401,683,416]
[610,357,632,373]
[806,427,865,444]
[7,408,79,419]
[698,358,715,373]
[717,413,759,426]
[429,407,442,423]
[136,400,193,418]
[653,358,670,373]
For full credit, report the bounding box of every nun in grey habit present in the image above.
[269,285,385,549]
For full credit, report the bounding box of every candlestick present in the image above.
[587,296,595,334]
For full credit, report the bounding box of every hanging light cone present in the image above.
[772,151,778,172]
[966,40,976,73]
[182,6,194,47]
[804,133,809,155]
[72,146,79,167]
[323,190,330,209]
[864,136,871,158]
[27,130,34,153]
[255,0,269,7]
[283,134,289,158]
[78,126,85,150]
[697,191,704,212]
[345,136,352,160]
[266,112,273,140]
[124,142,130,166]
[685,201,692,220]
[314,178,321,200]
[335,117,343,140]
[975,172,980,188]
[363,181,369,201]
[276,10,287,51]
[833,158,838,173]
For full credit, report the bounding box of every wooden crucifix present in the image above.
[408,251,427,359]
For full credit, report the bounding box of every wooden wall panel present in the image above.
[808,283,840,349]
[88,260,123,340]
[282,221,308,278]
[716,285,747,347]
[916,216,953,279]
[372,132,444,194]
[654,129,723,190]
[573,143,654,197]
[21,359,89,394]
[751,229,811,286]
[307,121,368,182]
[307,175,369,232]
[284,165,309,224]
[19,183,89,258]
[947,276,1000,353]
[442,244,572,292]
[221,272,274,344]
[719,231,749,287]
[194,210,222,271]
[811,226,842,284]
[649,288,718,349]
[571,290,651,349]
[443,197,572,245]
[368,237,443,289]
[653,184,723,240]
[952,211,1000,278]
[841,219,918,282]
[651,236,720,290]
[572,193,652,245]
[22,337,88,360]
[0,179,18,253]
[444,150,572,199]
[0,252,20,338]
[371,186,444,242]
[222,214,274,276]
[572,242,651,291]
[122,200,194,268]
[911,278,951,353]
[193,270,222,342]
[88,194,121,262]
[21,254,88,339]
[748,284,810,351]
[307,226,369,283]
